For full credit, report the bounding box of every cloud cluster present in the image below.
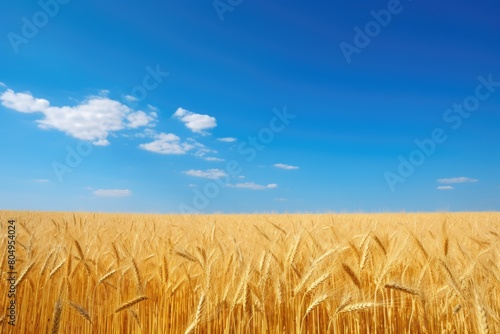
[0,89,157,146]
[436,176,479,190]
[173,107,216,134]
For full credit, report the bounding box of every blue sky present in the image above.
[1,0,499,213]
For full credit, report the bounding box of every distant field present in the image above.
[0,212,498,333]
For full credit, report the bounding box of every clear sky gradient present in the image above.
[1,0,499,213]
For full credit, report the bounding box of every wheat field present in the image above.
[0,211,498,333]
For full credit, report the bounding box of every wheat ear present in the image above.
[342,263,361,289]
[184,293,206,334]
[68,301,91,323]
[51,299,63,334]
[115,296,148,313]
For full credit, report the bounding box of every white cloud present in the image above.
[139,133,193,154]
[437,177,479,184]
[124,95,138,102]
[126,110,155,128]
[0,82,7,88]
[184,169,227,179]
[93,189,132,197]
[275,198,287,201]
[173,107,216,134]
[274,163,299,170]
[133,128,157,139]
[147,104,159,111]
[1,89,50,112]
[437,185,454,190]
[0,89,157,146]
[204,157,225,162]
[227,182,278,190]
[33,179,50,183]
[217,137,236,143]
[184,138,220,159]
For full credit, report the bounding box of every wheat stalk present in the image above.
[385,283,422,297]
[50,260,66,279]
[68,301,92,323]
[305,273,330,296]
[184,293,206,334]
[97,270,117,285]
[475,293,490,334]
[337,302,378,314]
[342,263,361,289]
[14,261,34,287]
[372,235,387,256]
[303,294,328,319]
[115,296,148,313]
[50,299,63,334]
[443,237,449,256]
[130,257,143,294]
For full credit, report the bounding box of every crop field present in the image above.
[0,211,498,333]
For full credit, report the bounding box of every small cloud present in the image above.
[184,169,227,179]
[139,133,193,155]
[188,184,197,188]
[204,157,225,162]
[124,94,138,102]
[437,177,479,184]
[33,179,50,183]
[227,182,278,190]
[217,137,237,143]
[188,139,218,158]
[275,198,287,201]
[99,89,110,96]
[173,107,217,134]
[147,104,159,112]
[0,82,6,88]
[274,163,299,170]
[437,185,454,190]
[92,189,131,197]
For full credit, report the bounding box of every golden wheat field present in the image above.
[0,211,498,333]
